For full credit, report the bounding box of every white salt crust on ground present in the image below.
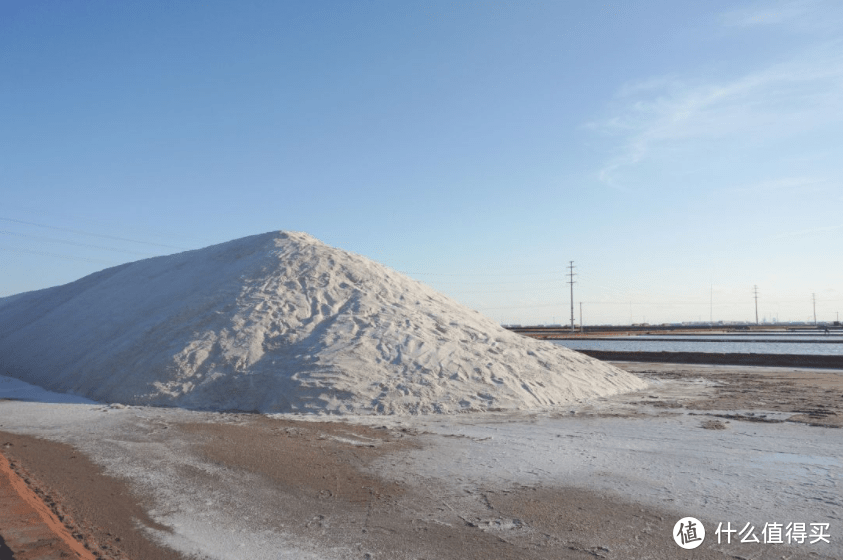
[0,231,645,414]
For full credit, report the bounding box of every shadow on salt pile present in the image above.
[0,375,99,405]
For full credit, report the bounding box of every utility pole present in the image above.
[753,285,759,325]
[579,302,583,333]
[813,293,817,325]
[710,283,713,324]
[567,261,576,333]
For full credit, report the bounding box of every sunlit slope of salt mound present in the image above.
[0,231,646,414]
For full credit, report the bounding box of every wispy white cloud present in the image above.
[772,223,843,240]
[614,75,682,98]
[721,0,843,31]
[591,42,843,188]
[722,0,818,28]
[725,176,827,194]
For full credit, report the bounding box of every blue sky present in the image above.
[2,0,841,325]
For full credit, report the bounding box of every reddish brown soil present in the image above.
[0,434,185,560]
[0,451,94,560]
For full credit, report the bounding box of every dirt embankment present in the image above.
[581,350,843,369]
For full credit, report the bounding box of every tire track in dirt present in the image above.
[0,450,95,560]
[0,433,186,560]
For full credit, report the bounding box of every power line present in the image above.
[0,217,188,250]
[403,270,566,277]
[477,302,565,310]
[475,298,843,312]
[419,278,565,286]
[567,261,576,332]
[440,286,564,295]
[578,300,805,305]
[5,204,216,244]
[0,245,117,265]
[0,231,157,256]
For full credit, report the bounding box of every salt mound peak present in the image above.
[0,231,645,414]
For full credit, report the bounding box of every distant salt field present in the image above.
[630,332,843,340]
[551,334,843,355]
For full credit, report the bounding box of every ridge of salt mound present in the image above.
[0,231,646,414]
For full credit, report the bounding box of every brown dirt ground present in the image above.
[0,450,94,560]
[0,434,184,560]
[616,362,843,428]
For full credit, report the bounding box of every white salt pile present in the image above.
[0,231,645,414]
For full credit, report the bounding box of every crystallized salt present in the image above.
[0,231,645,414]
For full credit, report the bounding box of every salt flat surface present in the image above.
[0,231,643,414]
[378,413,841,529]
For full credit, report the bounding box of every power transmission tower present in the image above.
[753,285,759,325]
[579,302,583,333]
[567,261,576,332]
[813,293,817,325]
